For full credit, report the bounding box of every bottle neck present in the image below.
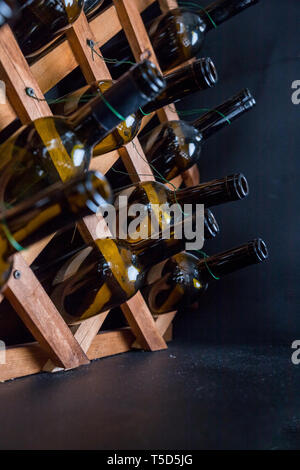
[200,0,259,32]
[132,237,186,270]
[140,58,218,115]
[169,173,249,207]
[198,238,268,283]
[193,88,256,140]
[68,59,166,148]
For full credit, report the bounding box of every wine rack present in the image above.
[0,0,200,381]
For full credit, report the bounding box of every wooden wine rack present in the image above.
[0,0,199,381]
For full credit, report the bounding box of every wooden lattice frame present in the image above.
[0,0,199,382]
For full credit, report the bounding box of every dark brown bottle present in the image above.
[0,170,112,290]
[47,219,218,323]
[0,60,165,208]
[145,238,268,314]
[108,89,255,188]
[84,0,104,19]
[103,0,260,75]
[50,58,218,156]
[11,0,84,58]
[32,207,220,286]
[0,0,18,27]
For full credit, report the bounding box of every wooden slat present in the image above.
[0,324,173,382]
[0,0,157,132]
[0,25,51,124]
[132,311,176,348]
[4,254,89,369]
[66,11,112,82]
[119,138,155,183]
[158,0,178,12]
[121,291,167,351]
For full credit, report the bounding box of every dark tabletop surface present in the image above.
[0,336,299,450]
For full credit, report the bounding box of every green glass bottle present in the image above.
[50,58,218,156]
[108,88,256,188]
[0,0,18,27]
[0,170,112,290]
[145,238,268,314]
[103,0,260,75]
[0,60,165,208]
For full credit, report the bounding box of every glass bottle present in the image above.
[102,0,260,75]
[0,60,165,208]
[108,89,255,188]
[0,0,18,27]
[145,238,268,314]
[50,58,218,156]
[113,173,249,243]
[84,0,104,19]
[12,0,84,59]
[0,170,112,290]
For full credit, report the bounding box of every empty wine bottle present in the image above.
[48,215,219,323]
[32,207,220,287]
[103,0,260,75]
[0,60,165,208]
[114,173,248,242]
[0,170,112,290]
[84,0,104,19]
[10,0,84,58]
[50,58,218,156]
[108,89,255,188]
[145,238,268,314]
[0,0,18,27]
[31,173,244,284]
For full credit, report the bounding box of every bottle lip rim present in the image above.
[195,57,218,88]
[252,238,269,262]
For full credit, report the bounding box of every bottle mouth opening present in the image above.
[234,173,249,199]
[241,88,256,109]
[197,58,218,88]
[204,209,220,239]
[252,238,269,262]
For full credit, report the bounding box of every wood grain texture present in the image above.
[158,0,178,12]
[0,25,51,124]
[4,255,89,369]
[121,291,167,351]
[66,11,112,82]
[132,311,176,348]
[0,0,156,132]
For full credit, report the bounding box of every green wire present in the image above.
[197,250,220,280]
[1,217,23,252]
[178,1,217,29]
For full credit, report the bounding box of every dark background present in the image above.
[174,0,299,347]
[0,0,299,451]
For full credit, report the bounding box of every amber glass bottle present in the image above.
[0,60,165,208]
[145,238,268,314]
[103,0,260,75]
[0,170,112,290]
[11,0,84,58]
[108,89,255,188]
[50,58,218,156]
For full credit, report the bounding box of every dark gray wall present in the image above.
[175,0,300,346]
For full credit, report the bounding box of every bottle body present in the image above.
[0,170,112,289]
[14,0,83,58]
[0,117,90,208]
[0,60,166,207]
[145,239,269,314]
[49,58,218,156]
